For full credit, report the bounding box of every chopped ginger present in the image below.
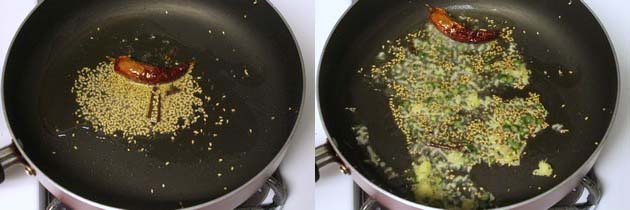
[532,160,553,177]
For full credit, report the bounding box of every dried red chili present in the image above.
[114,56,191,85]
[429,6,498,44]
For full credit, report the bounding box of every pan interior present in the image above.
[319,0,616,207]
[4,0,302,209]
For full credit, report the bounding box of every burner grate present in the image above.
[44,173,287,210]
[358,172,600,210]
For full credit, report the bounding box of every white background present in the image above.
[3,0,630,209]
[315,0,630,210]
[0,0,314,209]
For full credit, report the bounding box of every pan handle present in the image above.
[315,141,350,182]
[0,144,22,183]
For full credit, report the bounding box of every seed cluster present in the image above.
[366,23,549,209]
[72,61,207,138]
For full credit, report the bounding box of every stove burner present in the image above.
[358,172,600,210]
[553,183,584,207]
[44,173,287,210]
[236,173,287,210]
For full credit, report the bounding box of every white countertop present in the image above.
[0,0,314,209]
[315,0,630,209]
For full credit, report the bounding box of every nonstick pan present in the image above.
[318,0,617,209]
[0,0,303,209]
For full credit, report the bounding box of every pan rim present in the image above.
[316,0,620,209]
[1,0,306,209]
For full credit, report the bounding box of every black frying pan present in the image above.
[3,0,302,209]
[319,0,616,208]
